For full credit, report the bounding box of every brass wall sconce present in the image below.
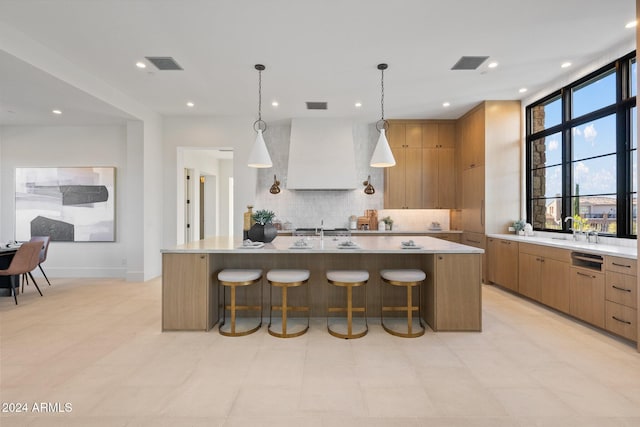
[363,175,375,195]
[269,174,281,194]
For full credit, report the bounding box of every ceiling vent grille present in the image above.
[306,102,328,110]
[451,56,489,70]
[145,56,183,70]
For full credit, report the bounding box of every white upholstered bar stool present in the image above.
[380,269,426,338]
[326,270,369,339]
[218,269,263,337]
[267,269,310,338]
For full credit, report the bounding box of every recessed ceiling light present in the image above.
[519,88,528,93]
[561,62,572,68]
[355,102,362,108]
[488,62,498,68]
[52,109,62,115]
[186,102,195,107]
[442,102,450,107]
[135,61,146,69]
[271,101,279,107]
[625,20,637,28]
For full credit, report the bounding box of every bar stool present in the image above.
[326,270,369,339]
[267,269,310,338]
[380,269,426,338]
[218,269,263,337]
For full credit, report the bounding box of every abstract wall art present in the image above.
[15,167,116,242]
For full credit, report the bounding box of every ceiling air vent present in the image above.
[145,56,183,70]
[451,56,489,70]
[306,102,328,110]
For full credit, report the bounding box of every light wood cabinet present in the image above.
[603,256,637,342]
[517,243,570,311]
[458,101,521,236]
[385,120,456,209]
[570,267,605,328]
[462,166,485,233]
[424,253,481,331]
[162,253,215,331]
[487,237,518,292]
[461,232,486,283]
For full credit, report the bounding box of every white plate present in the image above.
[289,245,312,249]
[238,242,264,249]
[338,245,360,249]
[401,245,423,249]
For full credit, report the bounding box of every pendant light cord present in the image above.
[380,67,384,121]
[258,67,262,122]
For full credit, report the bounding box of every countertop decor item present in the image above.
[383,216,393,231]
[247,64,272,168]
[370,63,396,167]
[248,209,277,242]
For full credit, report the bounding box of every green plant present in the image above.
[252,209,275,225]
[382,216,393,225]
[512,220,526,232]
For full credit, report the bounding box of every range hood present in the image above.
[286,118,358,190]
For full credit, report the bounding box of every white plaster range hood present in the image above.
[286,118,358,190]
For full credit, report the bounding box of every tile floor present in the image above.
[1,277,640,426]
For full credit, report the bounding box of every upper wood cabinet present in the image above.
[385,120,457,209]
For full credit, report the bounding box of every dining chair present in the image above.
[0,241,44,305]
[29,236,51,286]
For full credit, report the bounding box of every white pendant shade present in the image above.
[248,129,272,168]
[370,129,396,167]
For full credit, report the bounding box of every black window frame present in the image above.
[526,51,637,238]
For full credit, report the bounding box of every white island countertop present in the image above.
[487,233,637,259]
[162,235,484,254]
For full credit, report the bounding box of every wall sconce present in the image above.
[269,174,281,194]
[363,175,375,195]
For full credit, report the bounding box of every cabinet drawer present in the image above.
[605,271,637,309]
[605,301,637,342]
[519,243,570,262]
[605,256,637,276]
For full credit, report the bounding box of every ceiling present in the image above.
[0,0,636,126]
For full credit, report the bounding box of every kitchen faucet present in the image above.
[320,219,324,240]
[564,216,581,240]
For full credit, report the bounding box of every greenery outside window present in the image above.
[526,51,636,238]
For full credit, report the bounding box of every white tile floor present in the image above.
[1,277,640,426]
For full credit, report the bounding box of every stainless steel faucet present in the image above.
[564,216,579,240]
[320,219,324,240]
[586,230,599,244]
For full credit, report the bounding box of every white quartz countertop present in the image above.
[487,233,637,259]
[162,235,484,254]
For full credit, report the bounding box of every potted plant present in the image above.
[248,209,277,242]
[383,216,393,231]
[512,219,526,235]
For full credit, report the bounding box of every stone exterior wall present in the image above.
[531,105,549,229]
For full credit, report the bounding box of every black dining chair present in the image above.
[0,241,44,305]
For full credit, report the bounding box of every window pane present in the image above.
[633,148,637,193]
[632,193,637,235]
[631,58,637,98]
[531,197,561,230]
[532,165,562,198]
[571,195,617,233]
[572,154,617,195]
[572,70,616,118]
[632,106,637,150]
[572,114,616,160]
[531,133,562,168]
[531,96,561,132]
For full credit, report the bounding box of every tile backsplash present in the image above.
[251,120,451,231]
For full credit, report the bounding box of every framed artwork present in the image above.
[15,167,116,242]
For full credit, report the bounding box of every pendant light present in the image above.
[269,175,281,194]
[363,175,375,195]
[248,64,273,168]
[370,63,396,167]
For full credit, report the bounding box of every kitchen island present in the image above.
[161,235,483,332]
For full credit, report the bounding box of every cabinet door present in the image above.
[488,239,518,292]
[519,253,542,301]
[422,123,438,148]
[384,146,406,208]
[162,253,209,330]
[462,166,485,233]
[570,267,605,328]
[405,123,422,148]
[405,147,423,208]
[541,258,570,312]
[434,253,481,331]
[437,147,456,208]
[422,148,438,208]
[387,122,405,148]
[438,122,456,148]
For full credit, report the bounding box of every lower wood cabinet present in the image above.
[518,243,571,311]
[487,237,518,292]
[605,301,637,341]
[569,267,605,329]
[540,258,571,313]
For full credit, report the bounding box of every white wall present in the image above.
[163,116,256,246]
[0,125,131,277]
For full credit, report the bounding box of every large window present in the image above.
[526,52,636,238]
